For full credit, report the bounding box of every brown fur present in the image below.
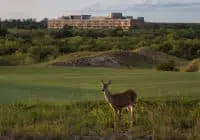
[101,80,137,128]
[111,90,136,108]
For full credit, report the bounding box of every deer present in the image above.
[100,80,137,129]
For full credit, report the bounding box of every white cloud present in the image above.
[81,0,200,13]
[0,0,199,22]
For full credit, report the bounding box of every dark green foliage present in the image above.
[50,26,73,39]
[28,46,58,62]
[81,29,106,38]
[0,27,8,37]
[0,54,32,66]
[156,60,179,71]
[109,27,124,37]
[157,41,173,53]
[0,18,47,29]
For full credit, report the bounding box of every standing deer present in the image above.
[100,80,137,128]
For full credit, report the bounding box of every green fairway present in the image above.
[0,66,199,103]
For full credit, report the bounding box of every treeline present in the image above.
[1,17,200,30]
[0,25,200,65]
[147,22,200,30]
[0,18,48,29]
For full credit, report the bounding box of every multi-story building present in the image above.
[48,13,144,30]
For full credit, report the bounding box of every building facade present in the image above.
[48,13,144,30]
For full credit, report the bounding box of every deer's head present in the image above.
[101,80,112,92]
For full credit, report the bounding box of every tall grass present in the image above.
[0,98,199,140]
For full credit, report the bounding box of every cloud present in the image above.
[80,0,200,13]
[0,0,199,22]
[79,0,200,23]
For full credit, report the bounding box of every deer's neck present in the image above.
[103,89,112,103]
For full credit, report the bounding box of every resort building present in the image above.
[48,12,145,30]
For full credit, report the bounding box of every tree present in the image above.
[0,27,8,51]
[40,18,48,28]
[110,27,124,37]
[51,25,73,39]
[0,27,8,37]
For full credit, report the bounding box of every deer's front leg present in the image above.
[113,108,118,128]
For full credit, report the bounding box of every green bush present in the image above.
[156,60,179,71]
[28,46,59,62]
[0,53,34,66]
[67,36,84,52]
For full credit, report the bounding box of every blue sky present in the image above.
[0,0,200,23]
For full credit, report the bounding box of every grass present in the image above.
[0,66,200,103]
[0,66,200,139]
[0,99,199,140]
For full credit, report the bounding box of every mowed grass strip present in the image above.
[0,67,199,103]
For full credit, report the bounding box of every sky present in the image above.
[0,0,200,23]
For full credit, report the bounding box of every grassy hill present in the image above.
[40,47,188,68]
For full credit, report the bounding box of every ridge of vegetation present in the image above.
[0,26,200,66]
[40,48,188,68]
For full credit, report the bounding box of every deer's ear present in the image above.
[108,80,112,85]
[101,80,104,84]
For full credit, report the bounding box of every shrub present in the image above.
[28,46,59,62]
[156,60,179,71]
[0,53,34,66]
[184,63,199,72]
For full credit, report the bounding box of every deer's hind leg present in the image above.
[128,105,134,129]
[117,109,122,127]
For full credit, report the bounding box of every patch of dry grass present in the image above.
[184,59,200,72]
